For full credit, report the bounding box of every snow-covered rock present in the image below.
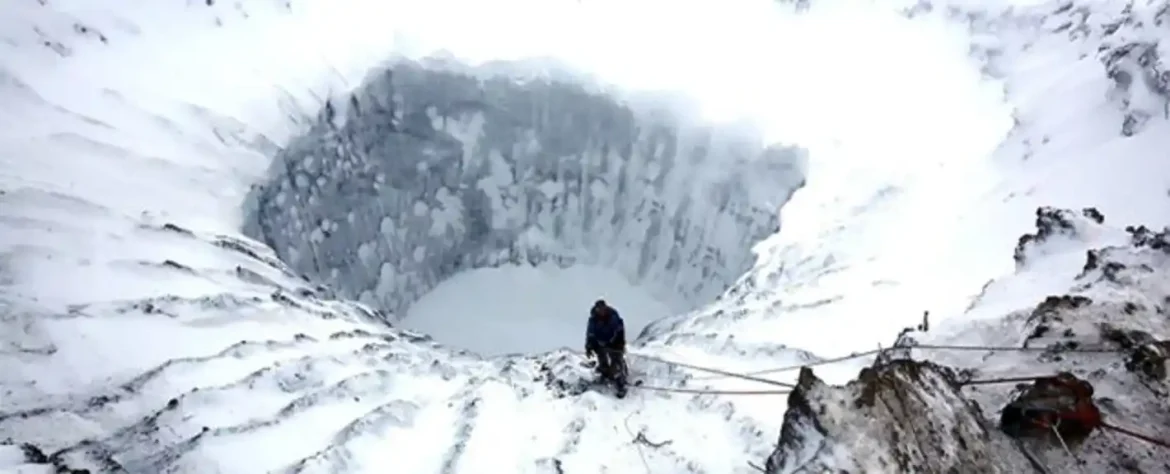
[0,443,54,474]
[765,210,1170,472]
[766,360,1035,473]
[1012,206,1104,268]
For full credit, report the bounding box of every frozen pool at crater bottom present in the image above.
[401,263,675,356]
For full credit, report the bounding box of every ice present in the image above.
[404,264,674,356]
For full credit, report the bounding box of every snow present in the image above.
[4,0,1170,473]
[404,263,673,356]
[245,58,803,318]
[642,0,1170,368]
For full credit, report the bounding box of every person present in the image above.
[585,299,627,395]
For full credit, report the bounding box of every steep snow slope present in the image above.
[0,1,802,472]
[4,0,1170,474]
[240,57,803,357]
[648,0,1170,369]
[242,59,803,319]
[751,0,1170,471]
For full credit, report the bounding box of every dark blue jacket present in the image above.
[586,309,625,350]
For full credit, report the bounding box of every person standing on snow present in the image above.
[585,299,627,395]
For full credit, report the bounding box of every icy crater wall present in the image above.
[244,60,807,318]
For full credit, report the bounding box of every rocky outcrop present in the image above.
[765,209,1170,473]
[936,1,1169,139]
[1095,5,1170,137]
[765,360,1035,473]
[1003,0,1170,137]
[0,442,87,473]
[244,59,806,317]
[1013,207,1103,268]
[1126,340,1170,381]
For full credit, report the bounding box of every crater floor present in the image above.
[402,263,674,355]
[242,59,805,324]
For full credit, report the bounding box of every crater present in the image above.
[243,58,806,355]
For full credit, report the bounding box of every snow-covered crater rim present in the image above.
[243,58,808,321]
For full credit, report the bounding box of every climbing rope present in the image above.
[598,344,1170,471]
[954,373,1170,454]
[961,373,1170,455]
[694,347,886,379]
[914,343,1121,354]
[959,375,1056,386]
[634,384,791,396]
[627,351,797,388]
[1101,422,1170,450]
[586,349,793,397]
[689,343,1124,381]
[1047,418,1076,460]
[623,412,653,474]
[590,341,1170,473]
[623,412,676,473]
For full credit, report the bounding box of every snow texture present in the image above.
[403,264,674,356]
[242,59,805,318]
[767,361,1037,473]
[0,443,53,474]
[767,211,1170,472]
[4,0,1170,473]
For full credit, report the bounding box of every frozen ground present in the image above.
[404,264,672,356]
[3,0,1170,473]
